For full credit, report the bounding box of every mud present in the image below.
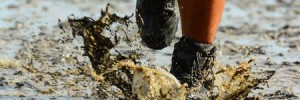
[67,5,274,99]
[1,0,300,99]
[68,5,187,99]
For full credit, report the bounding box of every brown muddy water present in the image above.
[1,0,300,99]
[66,5,273,99]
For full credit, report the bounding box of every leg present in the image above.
[170,0,225,99]
[178,0,225,44]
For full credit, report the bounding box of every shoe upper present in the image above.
[136,0,178,50]
[171,37,217,99]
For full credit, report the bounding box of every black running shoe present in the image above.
[171,37,217,99]
[136,0,179,50]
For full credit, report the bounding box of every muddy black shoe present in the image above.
[170,37,217,99]
[136,0,178,50]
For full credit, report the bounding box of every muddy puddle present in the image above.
[1,0,300,99]
[66,5,275,99]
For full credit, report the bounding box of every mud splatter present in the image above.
[214,59,259,99]
[68,4,133,75]
[68,4,274,99]
[68,4,136,99]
